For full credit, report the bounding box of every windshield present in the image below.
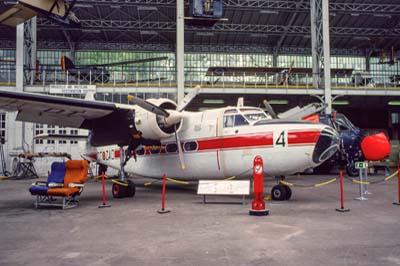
[240,108,268,123]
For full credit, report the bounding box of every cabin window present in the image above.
[184,141,198,152]
[149,145,161,154]
[166,143,178,153]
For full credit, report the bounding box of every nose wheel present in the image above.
[271,176,292,201]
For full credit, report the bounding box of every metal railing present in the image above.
[0,68,399,89]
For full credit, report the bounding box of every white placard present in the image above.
[49,85,96,94]
[197,180,250,195]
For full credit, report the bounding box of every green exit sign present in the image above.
[355,161,367,169]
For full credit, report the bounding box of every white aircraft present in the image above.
[0,90,339,200]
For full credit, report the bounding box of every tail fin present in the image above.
[60,55,75,72]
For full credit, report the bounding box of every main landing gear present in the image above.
[111,145,136,199]
[271,176,292,201]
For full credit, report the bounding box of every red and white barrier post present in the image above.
[99,172,111,208]
[394,163,400,206]
[249,155,269,216]
[158,173,171,214]
[336,170,349,212]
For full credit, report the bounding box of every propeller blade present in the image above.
[127,95,169,117]
[262,99,278,119]
[174,124,186,171]
[176,86,201,112]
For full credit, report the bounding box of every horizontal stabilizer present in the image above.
[0,4,37,27]
[34,133,88,141]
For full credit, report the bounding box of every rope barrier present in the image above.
[143,168,252,187]
[279,177,337,188]
[349,170,398,185]
[111,179,129,187]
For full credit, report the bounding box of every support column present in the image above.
[311,0,332,114]
[13,18,36,158]
[176,0,185,103]
[23,17,37,85]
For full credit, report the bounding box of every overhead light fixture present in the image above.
[4,1,17,4]
[333,100,349,105]
[111,5,121,9]
[373,14,391,18]
[140,30,158,35]
[196,32,214,37]
[350,13,360,17]
[74,4,94,8]
[268,100,288,105]
[137,6,158,11]
[388,101,400,106]
[82,29,101,33]
[259,10,279,15]
[202,99,225,104]
[250,33,268,38]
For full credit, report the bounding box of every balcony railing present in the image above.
[0,68,399,89]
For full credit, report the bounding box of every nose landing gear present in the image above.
[112,145,136,199]
[271,176,292,201]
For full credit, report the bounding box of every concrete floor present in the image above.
[0,174,399,266]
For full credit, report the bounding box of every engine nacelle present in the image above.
[134,98,182,140]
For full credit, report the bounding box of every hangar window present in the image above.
[58,128,67,144]
[70,129,78,144]
[166,143,178,153]
[35,124,44,144]
[184,141,198,152]
[47,125,55,144]
[0,113,5,144]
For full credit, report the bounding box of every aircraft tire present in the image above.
[126,180,136,198]
[283,185,292,200]
[346,163,358,177]
[271,185,287,201]
[112,183,127,198]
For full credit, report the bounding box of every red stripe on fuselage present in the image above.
[197,133,274,151]
[102,130,320,159]
[288,131,320,145]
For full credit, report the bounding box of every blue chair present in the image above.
[29,162,66,196]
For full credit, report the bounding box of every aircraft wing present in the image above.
[80,56,169,68]
[206,67,353,76]
[0,90,122,129]
[0,3,37,27]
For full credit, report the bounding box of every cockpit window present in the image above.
[224,114,249,127]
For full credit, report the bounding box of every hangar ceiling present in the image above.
[0,0,400,55]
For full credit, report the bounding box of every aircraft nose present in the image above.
[312,126,340,164]
[361,132,390,161]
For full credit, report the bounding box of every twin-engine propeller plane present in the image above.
[0,90,340,201]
